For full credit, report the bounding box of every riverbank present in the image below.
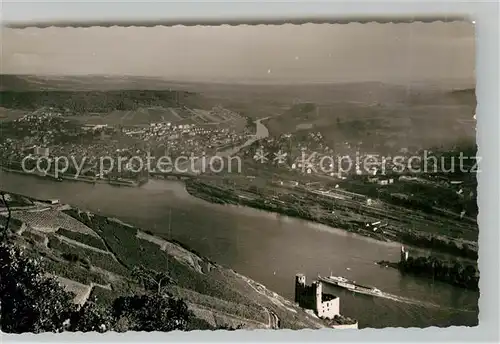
[0,166,143,187]
[185,179,478,260]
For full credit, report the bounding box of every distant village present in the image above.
[0,106,252,180]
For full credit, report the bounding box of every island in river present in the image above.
[377,256,479,291]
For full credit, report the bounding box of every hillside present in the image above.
[0,74,476,151]
[0,191,327,330]
[0,89,212,114]
[0,74,195,92]
[264,85,476,154]
[0,75,222,119]
[449,88,476,105]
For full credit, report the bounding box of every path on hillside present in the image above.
[240,275,282,329]
[55,234,119,262]
[186,302,269,329]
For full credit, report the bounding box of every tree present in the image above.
[67,299,114,333]
[0,243,77,333]
[246,117,254,128]
[0,195,195,333]
[0,192,11,240]
[120,265,192,332]
[216,323,244,330]
[131,265,175,294]
[0,243,194,333]
[111,293,192,332]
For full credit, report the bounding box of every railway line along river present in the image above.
[0,170,478,328]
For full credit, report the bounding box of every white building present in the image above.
[315,281,340,319]
[34,146,49,157]
[295,274,358,329]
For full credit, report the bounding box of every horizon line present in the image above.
[0,73,476,88]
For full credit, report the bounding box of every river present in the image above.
[0,170,478,328]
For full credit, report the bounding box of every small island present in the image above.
[377,247,479,291]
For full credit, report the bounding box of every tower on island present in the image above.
[294,273,358,329]
[294,274,339,319]
[295,273,307,304]
[400,245,409,262]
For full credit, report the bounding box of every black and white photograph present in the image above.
[0,20,478,333]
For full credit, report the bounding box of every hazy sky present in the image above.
[1,22,475,83]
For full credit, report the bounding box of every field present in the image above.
[21,229,47,245]
[65,105,246,130]
[11,208,97,234]
[61,209,269,305]
[56,227,108,251]
[0,107,28,122]
[47,235,130,277]
[43,258,110,286]
[167,285,268,324]
[57,207,326,328]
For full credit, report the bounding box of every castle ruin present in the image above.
[295,273,340,319]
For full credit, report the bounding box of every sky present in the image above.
[1,22,475,83]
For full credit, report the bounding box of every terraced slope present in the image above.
[6,200,326,330]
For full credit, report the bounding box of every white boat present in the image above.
[318,275,356,289]
[318,274,384,297]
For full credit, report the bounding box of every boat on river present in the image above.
[318,274,384,297]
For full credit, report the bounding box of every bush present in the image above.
[1,242,202,333]
[89,286,125,307]
[21,230,46,245]
[0,243,77,333]
[111,293,192,332]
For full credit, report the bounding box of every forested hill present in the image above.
[0,90,199,113]
[450,88,476,105]
[0,74,216,113]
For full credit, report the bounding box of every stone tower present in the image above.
[400,245,409,262]
[295,274,306,304]
[314,280,323,316]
